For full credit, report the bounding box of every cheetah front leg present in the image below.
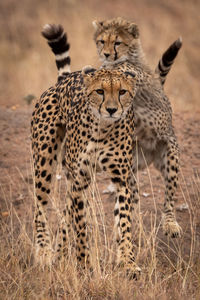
[113,179,141,279]
[99,147,141,278]
[154,138,182,238]
[68,180,91,269]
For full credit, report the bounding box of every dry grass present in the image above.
[0,0,200,299]
[0,166,200,300]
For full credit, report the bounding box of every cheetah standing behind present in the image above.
[42,19,182,240]
[31,66,143,277]
[42,20,182,84]
[93,18,182,239]
[92,17,182,85]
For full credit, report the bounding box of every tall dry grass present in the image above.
[0,164,199,299]
[0,1,199,298]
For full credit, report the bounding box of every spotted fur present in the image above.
[43,20,182,238]
[33,21,182,277]
[92,18,182,240]
[31,66,143,276]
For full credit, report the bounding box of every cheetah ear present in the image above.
[124,71,137,87]
[82,65,96,86]
[92,20,103,30]
[82,65,96,75]
[124,71,137,79]
[127,23,139,38]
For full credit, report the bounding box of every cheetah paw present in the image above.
[118,261,141,280]
[35,245,53,266]
[163,219,182,238]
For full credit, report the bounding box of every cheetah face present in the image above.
[93,17,139,64]
[82,67,137,122]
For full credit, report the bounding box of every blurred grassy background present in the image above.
[0,0,199,110]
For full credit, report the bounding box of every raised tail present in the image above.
[156,37,182,85]
[42,24,71,81]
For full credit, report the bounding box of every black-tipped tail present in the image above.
[156,37,182,85]
[42,24,71,81]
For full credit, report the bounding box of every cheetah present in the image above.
[92,17,182,85]
[31,65,144,276]
[93,18,182,238]
[41,21,182,84]
[42,20,182,239]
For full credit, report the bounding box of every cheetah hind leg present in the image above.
[114,186,141,280]
[34,203,53,267]
[162,148,182,238]
[154,139,182,238]
[32,123,66,266]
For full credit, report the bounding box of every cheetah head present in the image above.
[82,66,138,122]
[93,17,140,64]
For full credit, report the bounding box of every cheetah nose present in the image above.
[106,107,118,116]
[104,53,110,58]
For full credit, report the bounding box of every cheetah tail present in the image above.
[42,24,71,81]
[155,37,182,85]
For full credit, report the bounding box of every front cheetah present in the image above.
[31,66,143,276]
[42,21,182,239]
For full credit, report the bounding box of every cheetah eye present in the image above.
[115,41,121,46]
[96,89,104,95]
[119,89,127,96]
[99,40,105,44]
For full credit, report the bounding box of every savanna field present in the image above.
[0,0,200,299]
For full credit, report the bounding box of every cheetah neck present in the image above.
[90,116,119,141]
